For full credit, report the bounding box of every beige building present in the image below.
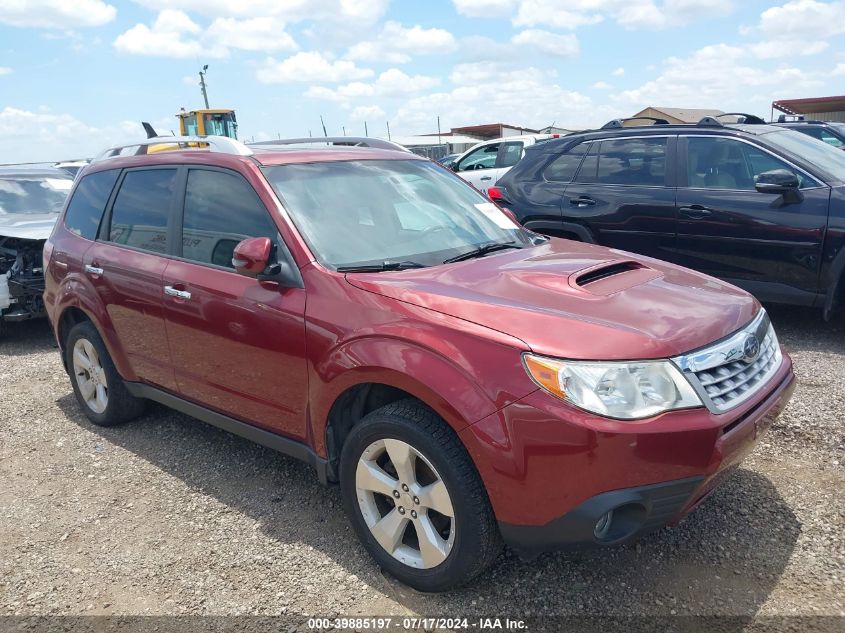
[629,106,726,125]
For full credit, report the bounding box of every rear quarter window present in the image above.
[63,169,120,240]
[544,143,588,182]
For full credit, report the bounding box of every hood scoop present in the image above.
[571,260,663,296]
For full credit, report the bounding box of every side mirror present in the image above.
[232,236,272,278]
[450,162,459,172]
[755,169,799,194]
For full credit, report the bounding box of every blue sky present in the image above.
[1,0,844,162]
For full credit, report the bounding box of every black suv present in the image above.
[774,119,845,150]
[495,115,845,318]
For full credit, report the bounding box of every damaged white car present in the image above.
[0,168,73,337]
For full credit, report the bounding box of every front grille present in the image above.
[672,311,783,413]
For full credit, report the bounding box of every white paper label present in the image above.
[44,178,73,191]
[475,202,518,229]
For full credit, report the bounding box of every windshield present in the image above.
[764,129,845,182]
[0,175,73,215]
[262,159,535,269]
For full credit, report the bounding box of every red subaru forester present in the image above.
[44,136,795,592]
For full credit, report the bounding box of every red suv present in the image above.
[44,135,795,592]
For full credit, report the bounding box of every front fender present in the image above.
[308,334,536,457]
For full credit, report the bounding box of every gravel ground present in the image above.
[0,305,843,627]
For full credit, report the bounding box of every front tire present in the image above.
[65,320,145,426]
[339,400,502,592]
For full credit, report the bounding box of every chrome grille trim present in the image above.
[672,311,783,413]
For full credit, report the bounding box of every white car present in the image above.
[0,167,74,336]
[449,134,554,194]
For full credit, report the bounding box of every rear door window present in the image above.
[181,169,279,269]
[108,169,177,254]
[64,169,119,240]
[594,137,668,186]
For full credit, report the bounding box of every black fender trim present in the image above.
[823,248,845,320]
[124,381,330,485]
[522,220,595,243]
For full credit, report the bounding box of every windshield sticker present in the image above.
[44,178,74,191]
[475,202,518,229]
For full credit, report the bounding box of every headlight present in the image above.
[522,354,702,420]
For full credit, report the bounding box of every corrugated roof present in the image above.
[773,95,845,115]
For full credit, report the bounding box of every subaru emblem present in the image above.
[743,334,761,361]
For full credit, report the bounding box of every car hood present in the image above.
[345,239,758,360]
[0,213,58,240]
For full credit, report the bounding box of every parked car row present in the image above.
[489,115,845,319]
[37,128,797,591]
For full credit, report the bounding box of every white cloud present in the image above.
[452,0,518,18]
[113,10,226,58]
[205,17,297,52]
[512,0,733,30]
[346,21,457,64]
[612,67,625,76]
[743,1,845,61]
[511,29,579,58]
[749,39,829,59]
[349,105,386,122]
[618,43,824,111]
[0,0,115,29]
[757,0,845,40]
[394,63,621,133]
[256,51,373,83]
[114,10,297,57]
[0,67,11,76]
[592,81,612,90]
[0,106,151,163]
[132,0,389,25]
[305,69,440,106]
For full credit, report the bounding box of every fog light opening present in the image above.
[594,510,614,540]
[592,503,647,543]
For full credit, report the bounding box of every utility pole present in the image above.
[342,126,346,136]
[437,115,441,145]
[199,65,210,109]
[320,115,328,137]
[364,121,368,137]
[386,120,391,141]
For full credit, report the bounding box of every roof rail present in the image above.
[600,116,670,129]
[698,112,767,127]
[248,136,410,152]
[92,135,252,163]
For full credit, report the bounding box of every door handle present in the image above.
[480,176,492,181]
[679,205,713,219]
[569,196,596,207]
[164,285,192,300]
[84,264,104,276]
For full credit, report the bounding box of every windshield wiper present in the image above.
[336,260,427,273]
[443,241,521,264]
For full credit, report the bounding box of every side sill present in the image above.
[124,381,330,485]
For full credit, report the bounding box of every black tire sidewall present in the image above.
[65,321,132,426]
[340,411,494,592]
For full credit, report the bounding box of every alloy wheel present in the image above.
[355,438,455,569]
[72,338,109,414]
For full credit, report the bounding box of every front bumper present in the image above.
[460,353,795,555]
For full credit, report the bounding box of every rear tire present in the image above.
[65,320,145,426]
[339,400,502,592]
